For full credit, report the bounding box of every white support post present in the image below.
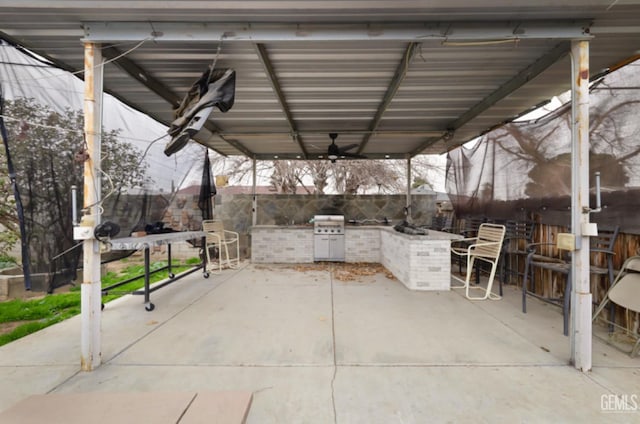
[406,157,412,222]
[570,40,591,372]
[81,42,103,371]
[252,158,257,226]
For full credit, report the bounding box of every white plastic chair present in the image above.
[592,256,640,357]
[202,219,239,273]
[450,223,506,300]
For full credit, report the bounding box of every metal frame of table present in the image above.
[102,231,208,311]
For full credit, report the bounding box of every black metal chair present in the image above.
[501,220,536,287]
[429,213,454,232]
[522,225,619,335]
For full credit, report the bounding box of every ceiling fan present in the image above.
[327,133,366,163]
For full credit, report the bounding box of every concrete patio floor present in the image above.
[0,262,638,423]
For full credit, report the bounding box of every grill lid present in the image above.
[314,215,345,233]
[313,214,344,223]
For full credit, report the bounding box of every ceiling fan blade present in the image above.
[337,143,359,152]
[342,151,367,159]
[328,142,340,156]
[326,132,366,161]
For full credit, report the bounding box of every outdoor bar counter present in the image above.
[251,225,461,291]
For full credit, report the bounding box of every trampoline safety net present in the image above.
[446,59,640,234]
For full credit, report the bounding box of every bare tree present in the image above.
[210,155,254,186]
[307,161,330,194]
[331,160,403,194]
[0,98,149,268]
[209,152,445,195]
[410,155,447,191]
[269,160,312,194]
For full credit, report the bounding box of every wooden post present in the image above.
[81,42,103,371]
[570,40,591,372]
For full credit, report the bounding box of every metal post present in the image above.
[81,42,103,371]
[71,185,78,225]
[252,158,257,226]
[406,156,412,222]
[570,40,591,372]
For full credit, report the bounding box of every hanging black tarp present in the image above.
[446,59,640,232]
[197,151,216,221]
[165,68,236,156]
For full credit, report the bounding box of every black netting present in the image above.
[0,42,217,292]
[1,96,213,291]
[446,59,640,232]
[0,94,32,289]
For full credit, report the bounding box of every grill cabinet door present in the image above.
[314,234,330,260]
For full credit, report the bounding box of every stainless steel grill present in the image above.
[313,215,345,261]
[313,215,345,234]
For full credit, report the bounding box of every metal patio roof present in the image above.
[1,1,640,160]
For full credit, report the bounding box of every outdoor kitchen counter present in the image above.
[251,225,462,291]
[379,228,462,291]
[251,225,382,264]
[251,225,315,263]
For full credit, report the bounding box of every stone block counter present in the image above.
[379,228,460,291]
[251,225,460,291]
[250,225,314,263]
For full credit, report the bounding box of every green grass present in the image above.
[0,292,81,323]
[0,254,17,270]
[0,295,80,346]
[0,258,199,347]
[98,260,191,302]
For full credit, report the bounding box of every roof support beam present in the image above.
[409,136,449,157]
[82,21,592,43]
[217,129,445,137]
[445,41,571,135]
[357,42,420,155]
[254,43,308,158]
[102,46,182,108]
[203,122,255,158]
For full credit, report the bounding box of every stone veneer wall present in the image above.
[220,193,435,257]
[164,193,436,259]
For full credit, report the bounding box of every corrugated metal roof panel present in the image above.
[1,2,639,160]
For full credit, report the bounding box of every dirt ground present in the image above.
[0,320,30,336]
[255,262,397,283]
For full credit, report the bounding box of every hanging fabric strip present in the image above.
[198,149,216,221]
